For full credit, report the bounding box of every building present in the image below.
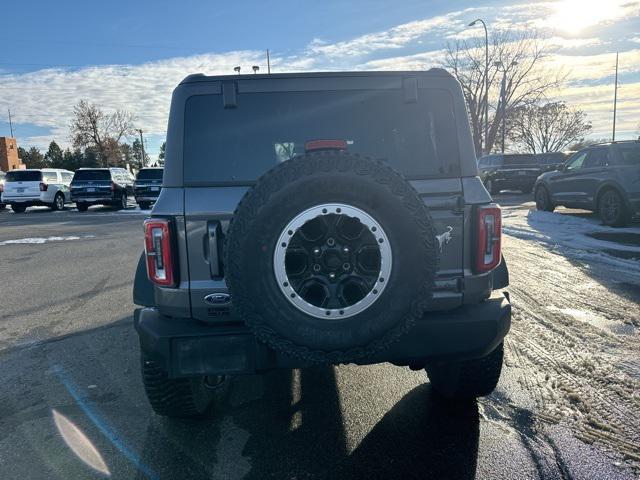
[0,137,25,171]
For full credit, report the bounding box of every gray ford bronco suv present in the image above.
[133,70,511,418]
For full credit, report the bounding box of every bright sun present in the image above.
[548,0,624,34]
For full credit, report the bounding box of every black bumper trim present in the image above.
[134,293,511,377]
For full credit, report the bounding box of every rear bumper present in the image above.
[491,176,537,188]
[2,194,49,205]
[134,195,159,202]
[134,293,511,377]
[71,195,117,204]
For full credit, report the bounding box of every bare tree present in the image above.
[69,100,136,166]
[507,102,592,153]
[442,29,564,155]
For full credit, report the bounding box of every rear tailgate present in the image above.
[3,171,42,200]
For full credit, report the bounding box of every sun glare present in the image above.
[548,0,624,34]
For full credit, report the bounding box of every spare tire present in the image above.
[225,152,438,364]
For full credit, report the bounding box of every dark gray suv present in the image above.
[133,70,511,418]
[534,141,640,226]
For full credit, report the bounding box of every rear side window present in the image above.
[61,172,73,182]
[183,88,460,184]
[617,145,640,165]
[136,169,164,180]
[73,170,111,181]
[503,155,534,166]
[6,170,42,182]
[43,172,58,183]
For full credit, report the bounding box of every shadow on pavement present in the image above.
[1,317,481,479]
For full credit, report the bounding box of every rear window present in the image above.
[6,170,42,182]
[503,155,535,166]
[183,88,460,184]
[136,169,163,180]
[536,153,566,165]
[617,145,640,165]
[73,170,111,181]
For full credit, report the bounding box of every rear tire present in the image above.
[51,193,65,211]
[115,192,127,210]
[138,201,150,210]
[598,189,630,227]
[76,202,89,212]
[521,184,534,194]
[0,204,6,210]
[10,204,27,213]
[426,343,504,399]
[535,185,554,212]
[140,351,222,418]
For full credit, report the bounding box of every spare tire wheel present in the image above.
[225,152,439,363]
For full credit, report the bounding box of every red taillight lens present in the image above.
[110,182,116,191]
[144,219,176,287]
[39,182,48,191]
[475,204,502,273]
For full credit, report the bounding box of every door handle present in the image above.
[206,221,223,278]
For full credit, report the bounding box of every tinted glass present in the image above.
[584,149,608,167]
[502,155,535,165]
[5,170,42,182]
[72,170,111,181]
[617,145,640,165]
[136,169,164,180]
[184,88,460,183]
[43,172,58,182]
[566,151,588,170]
[61,172,73,182]
[536,153,565,165]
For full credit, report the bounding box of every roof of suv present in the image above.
[178,68,455,85]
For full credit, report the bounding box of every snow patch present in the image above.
[503,209,640,284]
[0,235,95,246]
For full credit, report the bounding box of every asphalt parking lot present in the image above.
[0,198,639,479]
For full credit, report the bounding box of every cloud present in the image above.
[1,2,638,155]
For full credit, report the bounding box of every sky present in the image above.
[0,0,638,161]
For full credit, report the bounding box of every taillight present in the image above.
[305,139,348,152]
[110,182,116,191]
[144,219,177,287]
[475,204,502,273]
[39,182,48,191]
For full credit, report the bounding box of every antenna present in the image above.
[267,49,271,74]
[612,52,619,142]
[8,108,13,137]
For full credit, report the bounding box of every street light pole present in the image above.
[137,129,145,167]
[468,19,488,154]
[612,52,619,142]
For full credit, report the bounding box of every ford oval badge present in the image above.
[204,293,231,306]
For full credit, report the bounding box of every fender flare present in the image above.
[133,252,155,306]
[492,254,509,289]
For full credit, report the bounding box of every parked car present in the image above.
[133,70,511,418]
[1,168,73,213]
[70,167,134,212]
[534,141,640,226]
[478,153,541,194]
[0,171,6,210]
[134,167,163,209]
[535,152,570,173]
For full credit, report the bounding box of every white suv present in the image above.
[1,168,74,213]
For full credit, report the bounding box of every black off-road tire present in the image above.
[535,185,555,212]
[10,204,27,213]
[225,152,438,364]
[426,342,504,399]
[140,352,219,418]
[138,201,150,210]
[598,189,630,227]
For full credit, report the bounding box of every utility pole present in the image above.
[7,108,14,137]
[267,49,271,74]
[137,129,146,167]
[612,52,619,142]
